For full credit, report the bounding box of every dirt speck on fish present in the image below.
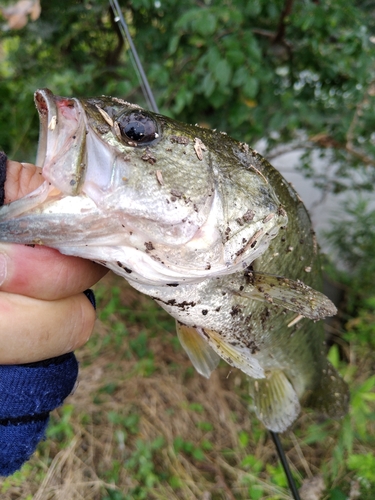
[0,89,349,432]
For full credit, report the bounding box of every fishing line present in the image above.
[270,431,301,500]
[107,2,301,498]
[109,0,159,113]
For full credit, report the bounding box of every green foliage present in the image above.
[107,411,140,435]
[238,430,250,448]
[324,199,375,300]
[122,437,166,498]
[196,420,213,432]
[345,296,375,348]
[241,453,263,473]
[348,453,375,482]
[46,404,75,442]
[299,338,375,491]
[173,435,206,461]
[329,489,347,500]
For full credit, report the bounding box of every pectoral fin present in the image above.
[230,271,336,320]
[249,370,301,432]
[197,327,265,379]
[176,322,220,378]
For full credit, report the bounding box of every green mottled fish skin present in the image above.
[0,90,349,431]
[243,156,349,419]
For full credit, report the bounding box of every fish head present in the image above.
[0,89,288,285]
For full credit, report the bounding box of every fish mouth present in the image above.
[34,88,87,195]
[34,88,58,168]
[0,90,98,244]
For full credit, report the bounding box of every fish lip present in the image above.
[34,88,57,167]
[34,88,87,195]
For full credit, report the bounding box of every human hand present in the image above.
[0,156,109,476]
[0,159,108,364]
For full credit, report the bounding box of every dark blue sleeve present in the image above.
[0,353,79,476]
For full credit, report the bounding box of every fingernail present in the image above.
[83,289,96,310]
[0,253,7,287]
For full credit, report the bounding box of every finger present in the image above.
[0,291,96,364]
[0,243,107,300]
[4,161,44,204]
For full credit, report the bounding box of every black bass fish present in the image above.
[0,89,349,431]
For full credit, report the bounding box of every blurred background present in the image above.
[0,1,375,499]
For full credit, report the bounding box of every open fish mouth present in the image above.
[34,88,87,196]
[0,90,98,245]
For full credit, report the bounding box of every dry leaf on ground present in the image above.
[299,475,325,500]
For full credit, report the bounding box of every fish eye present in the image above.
[116,111,159,146]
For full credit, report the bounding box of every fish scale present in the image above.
[0,89,349,431]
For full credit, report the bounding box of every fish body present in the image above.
[0,89,349,431]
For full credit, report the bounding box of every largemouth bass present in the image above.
[0,89,349,431]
